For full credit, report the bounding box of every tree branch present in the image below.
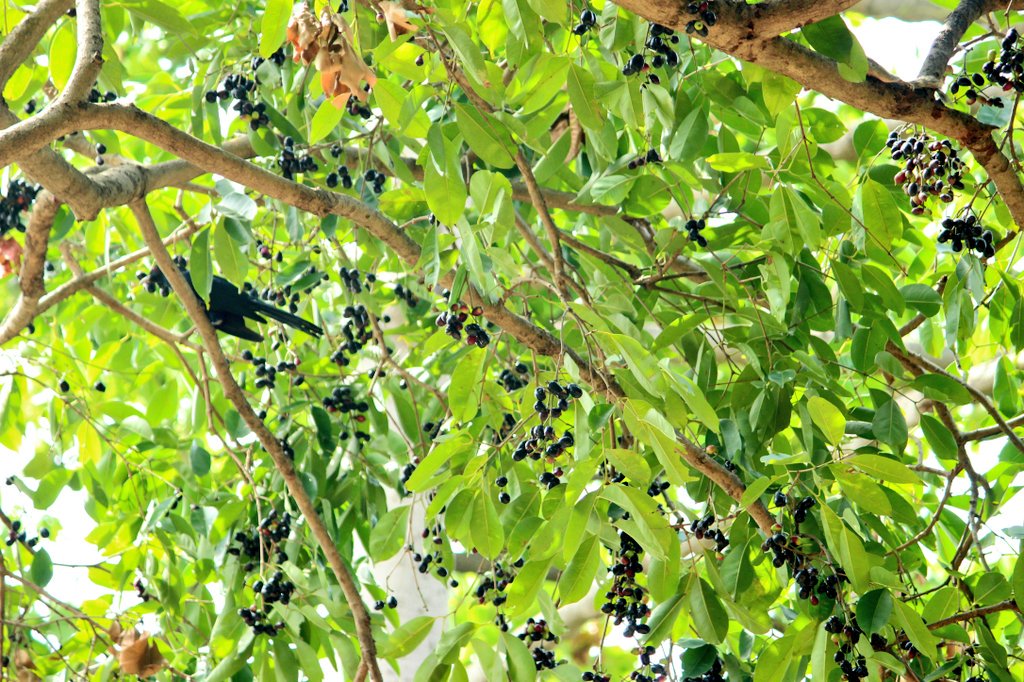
[611,0,1024,238]
[915,0,989,88]
[927,599,1020,630]
[130,201,383,682]
[752,0,863,35]
[67,102,776,534]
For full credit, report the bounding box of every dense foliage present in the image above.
[2,0,1024,680]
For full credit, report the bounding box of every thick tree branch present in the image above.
[69,102,775,534]
[916,0,990,88]
[753,0,863,35]
[612,0,1024,236]
[130,201,383,682]
[0,0,73,91]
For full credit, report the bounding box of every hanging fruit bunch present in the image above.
[286,3,376,107]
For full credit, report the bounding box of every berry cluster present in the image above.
[531,380,583,421]
[777,492,816,524]
[362,169,387,195]
[688,514,729,553]
[229,511,295,636]
[239,572,293,636]
[435,303,491,347]
[824,616,869,681]
[572,8,597,35]
[277,136,317,180]
[205,73,272,132]
[322,385,371,444]
[339,266,366,294]
[938,212,996,258]
[497,363,530,392]
[600,531,651,637]
[240,350,298,390]
[631,645,668,682]
[684,218,708,248]
[682,656,726,682]
[473,557,524,630]
[581,672,612,682]
[645,24,680,69]
[0,179,40,238]
[494,412,517,443]
[393,282,419,309]
[495,470,512,505]
[684,0,718,37]
[227,510,291,567]
[887,132,966,214]
[948,72,999,107]
[517,618,558,670]
[373,595,398,610]
[412,521,455,581]
[325,165,354,189]
[628,149,662,170]
[981,29,1024,95]
[87,87,117,103]
[4,520,48,548]
[512,421,577,471]
[330,304,373,367]
[345,95,373,120]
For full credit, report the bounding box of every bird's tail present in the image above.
[252,301,323,337]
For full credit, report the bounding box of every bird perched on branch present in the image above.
[139,257,323,342]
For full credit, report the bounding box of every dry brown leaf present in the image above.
[377,1,418,41]
[116,629,166,677]
[315,7,376,104]
[0,237,23,277]
[286,4,321,65]
[14,649,40,682]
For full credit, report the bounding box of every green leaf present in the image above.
[605,448,652,484]
[49,23,76,91]
[893,601,939,657]
[706,152,769,172]
[501,632,536,682]
[189,229,212,303]
[1013,548,1024,613]
[213,221,248,288]
[669,107,709,162]
[801,15,868,82]
[901,283,942,317]
[369,506,410,561]
[309,101,345,144]
[424,161,466,226]
[470,491,504,559]
[189,441,211,476]
[30,549,53,588]
[567,64,603,130]
[454,103,515,169]
[856,588,894,634]
[853,180,902,253]
[448,351,484,423]
[379,616,435,659]
[871,397,908,453]
[689,577,729,644]
[807,396,845,445]
[406,433,472,492]
[259,0,290,59]
[848,454,918,484]
[920,414,958,461]
[559,535,600,604]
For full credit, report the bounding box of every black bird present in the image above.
[141,258,323,342]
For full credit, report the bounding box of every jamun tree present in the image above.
[4,0,1024,679]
